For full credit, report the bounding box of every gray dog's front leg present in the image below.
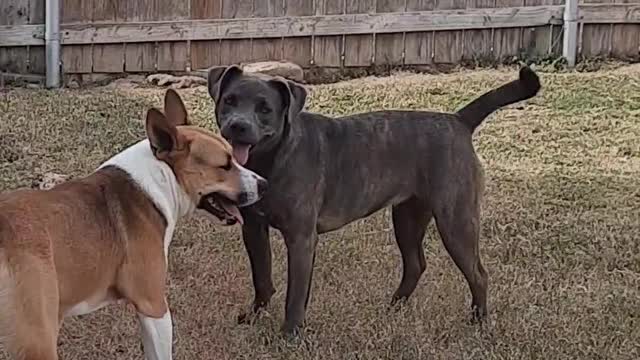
[281,230,318,337]
[237,213,275,324]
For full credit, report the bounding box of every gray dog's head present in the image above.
[207,66,307,165]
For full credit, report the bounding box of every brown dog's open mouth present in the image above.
[197,193,243,225]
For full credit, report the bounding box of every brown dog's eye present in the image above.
[224,95,236,106]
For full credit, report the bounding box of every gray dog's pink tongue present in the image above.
[232,144,251,165]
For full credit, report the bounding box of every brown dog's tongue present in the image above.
[222,203,243,225]
[232,144,251,166]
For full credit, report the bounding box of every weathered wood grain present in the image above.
[314,0,344,67]
[610,0,639,59]
[220,0,253,65]
[252,0,284,62]
[283,0,313,66]
[375,0,405,66]
[190,0,222,69]
[5,6,562,46]
[344,0,375,66]
[404,0,435,65]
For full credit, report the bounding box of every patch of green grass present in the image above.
[1,66,639,359]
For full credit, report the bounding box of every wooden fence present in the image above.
[0,0,639,77]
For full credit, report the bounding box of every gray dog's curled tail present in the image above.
[456,66,541,133]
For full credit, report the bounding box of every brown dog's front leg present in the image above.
[281,230,318,337]
[237,214,275,324]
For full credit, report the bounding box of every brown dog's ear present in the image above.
[207,65,243,103]
[163,89,189,126]
[146,107,180,159]
[269,78,307,122]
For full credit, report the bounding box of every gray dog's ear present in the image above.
[269,78,307,122]
[207,65,242,102]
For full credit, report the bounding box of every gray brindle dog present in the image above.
[207,66,541,336]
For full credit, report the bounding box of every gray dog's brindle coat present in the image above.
[207,66,541,336]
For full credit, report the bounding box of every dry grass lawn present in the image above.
[1,66,639,359]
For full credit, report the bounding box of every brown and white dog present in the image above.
[0,89,267,360]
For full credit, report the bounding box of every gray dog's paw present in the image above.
[237,312,255,325]
[280,323,305,343]
[470,305,488,325]
[237,306,268,325]
[388,295,410,312]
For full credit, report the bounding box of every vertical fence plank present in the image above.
[404,0,435,65]
[190,0,223,69]
[494,0,523,62]
[551,17,563,55]
[463,0,495,63]
[252,0,284,62]
[314,0,344,67]
[580,0,612,58]
[92,0,126,73]
[29,0,45,23]
[220,0,253,65]
[125,43,156,72]
[125,0,158,72]
[283,0,313,67]
[0,0,30,25]
[344,0,375,66]
[0,0,30,73]
[61,0,93,73]
[375,0,406,65]
[551,0,564,57]
[93,44,125,72]
[610,0,640,59]
[28,0,46,74]
[157,41,189,71]
[433,0,466,64]
[520,0,555,59]
[156,0,189,71]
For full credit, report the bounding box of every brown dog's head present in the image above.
[146,89,267,225]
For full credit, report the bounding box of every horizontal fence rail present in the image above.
[0,6,569,46]
[1,4,639,47]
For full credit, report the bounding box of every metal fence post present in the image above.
[45,0,61,88]
[563,0,579,67]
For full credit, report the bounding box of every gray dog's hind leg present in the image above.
[237,215,275,324]
[390,198,433,305]
[433,199,488,321]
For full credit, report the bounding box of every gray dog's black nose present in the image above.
[257,178,268,197]
[229,122,249,136]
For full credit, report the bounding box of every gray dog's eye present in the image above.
[256,100,272,114]
[259,105,272,114]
